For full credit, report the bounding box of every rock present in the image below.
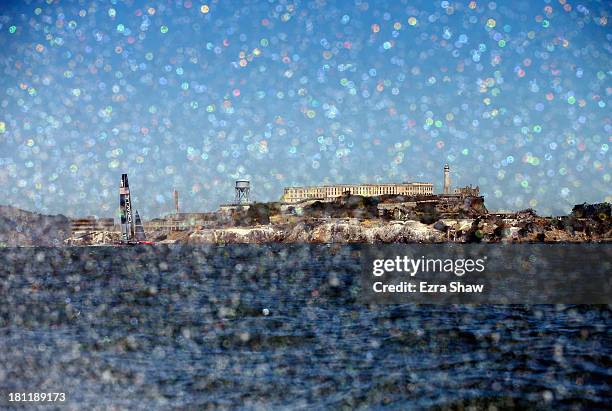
[433,220,448,232]
[64,231,120,246]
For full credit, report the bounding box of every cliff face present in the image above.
[0,205,71,246]
[207,221,444,244]
[64,217,608,245]
[183,220,445,244]
[61,220,448,245]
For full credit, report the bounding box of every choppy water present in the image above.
[0,245,610,410]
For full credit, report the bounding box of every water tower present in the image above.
[235,180,250,205]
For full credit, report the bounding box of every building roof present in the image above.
[284,182,433,190]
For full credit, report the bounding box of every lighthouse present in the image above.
[443,164,451,194]
[173,189,179,215]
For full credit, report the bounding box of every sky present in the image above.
[0,0,610,219]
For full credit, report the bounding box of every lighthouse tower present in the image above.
[173,189,179,215]
[443,164,451,194]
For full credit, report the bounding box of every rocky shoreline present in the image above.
[64,214,611,246]
[1,202,610,247]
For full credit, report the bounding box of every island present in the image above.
[1,197,609,247]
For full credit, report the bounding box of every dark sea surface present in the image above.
[0,245,610,410]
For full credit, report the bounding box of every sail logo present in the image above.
[125,196,132,224]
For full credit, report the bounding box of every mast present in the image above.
[119,173,135,242]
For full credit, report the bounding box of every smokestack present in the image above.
[173,189,179,215]
[443,164,451,194]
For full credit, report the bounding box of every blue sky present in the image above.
[0,0,610,218]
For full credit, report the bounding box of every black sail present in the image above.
[119,173,134,242]
[134,210,147,241]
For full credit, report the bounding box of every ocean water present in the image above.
[0,245,610,410]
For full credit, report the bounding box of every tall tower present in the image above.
[443,164,451,194]
[173,189,179,215]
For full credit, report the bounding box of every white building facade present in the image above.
[282,182,433,203]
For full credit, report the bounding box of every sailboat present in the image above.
[117,173,154,245]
